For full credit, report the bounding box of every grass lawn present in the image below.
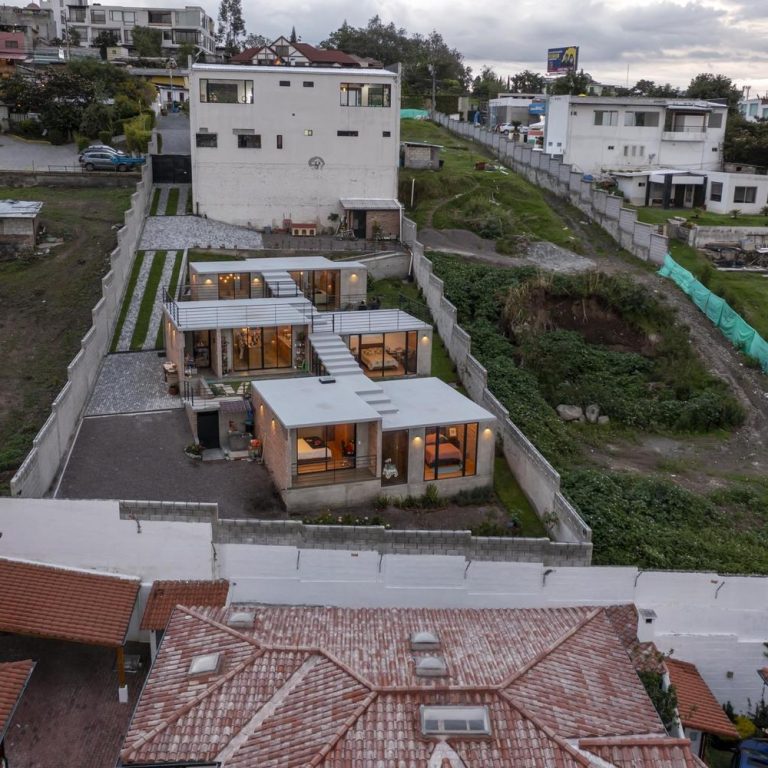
[111,250,145,351]
[165,187,180,216]
[155,251,183,348]
[636,205,768,228]
[188,249,247,262]
[0,185,133,494]
[130,250,166,350]
[149,188,161,216]
[494,456,546,537]
[399,119,577,252]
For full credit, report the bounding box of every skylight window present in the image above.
[227,610,255,628]
[421,705,491,736]
[188,652,221,676]
[415,655,448,677]
[410,630,440,651]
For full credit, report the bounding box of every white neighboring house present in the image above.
[738,95,768,122]
[705,170,768,215]
[545,95,727,177]
[188,63,402,238]
[42,2,215,56]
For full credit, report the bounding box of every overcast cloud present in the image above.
[142,0,768,91]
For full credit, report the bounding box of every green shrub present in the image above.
[75,134,90,151]
[17,118,41,137]
[47,128,66,145]
[98,130,112,146]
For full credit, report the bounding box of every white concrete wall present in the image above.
[190,65,400,228]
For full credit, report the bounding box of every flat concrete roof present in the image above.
[340,198,402,210]
[0,200,42,218]
[190,256,364,275]
[252,377,382,429]
[172,297,312,330]
[380,378,495,430]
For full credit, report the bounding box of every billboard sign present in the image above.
[529,100,546,115]
[547,46,579,74]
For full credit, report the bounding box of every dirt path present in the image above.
[543,195,768,491]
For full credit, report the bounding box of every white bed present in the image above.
[297,437,332,462]
[360,347,399,371]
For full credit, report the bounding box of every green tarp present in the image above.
[400,109,430,119]
[657,253,768,373]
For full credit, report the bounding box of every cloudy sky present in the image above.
[170,0,768,92]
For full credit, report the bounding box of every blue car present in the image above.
[732,739,768,767]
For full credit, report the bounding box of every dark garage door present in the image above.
[151,154,191,183]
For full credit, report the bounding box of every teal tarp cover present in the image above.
[400,109,430,119]
[658,253,768,372]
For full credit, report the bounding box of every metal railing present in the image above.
[291,453,377,486]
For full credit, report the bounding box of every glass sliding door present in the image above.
[296,423,357,475]
[423,423,478,481]
[232,325,293,372]
[382,430,408,485]
[346,330,419,378]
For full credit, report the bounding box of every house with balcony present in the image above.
[544,96,727,207]
[45,2,214,56]
[189,62,402,238]
[161,255,492,510]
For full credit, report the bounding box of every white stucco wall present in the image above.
[706,171,768,215]
[190,65,400,228]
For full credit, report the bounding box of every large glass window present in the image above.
[148,10,172,24]
[340,83,362,106]
[70,7,86,22]
[710,182,723,202]
[195,133,217,148]
[311,270,338,309]
[382,430,408,485]
[233,325,293,371]
[347,331,417,378]
[367,84,391,107]
[186,330,211,368]
[199,79,253,104]
[91,9,105,23]
[708,113,723,129]
[216,272,249,300]
[423,423,478,481]
[734,186,756,204]
[594,110,618,126]
[624,111,659,127]
[296,423,357,475]
[174,29,198,44]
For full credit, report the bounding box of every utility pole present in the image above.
[168,56,177,107]
[429,64,436,117]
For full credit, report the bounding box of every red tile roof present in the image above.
[579,736,708,767]
[0,557,140,647]
[231,41,359,66]
[666,658,740,740]
[121,605,706,766]
[140,579,229,630]
[0,660,34,740]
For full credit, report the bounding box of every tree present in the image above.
[472,65,506,101]
[216,0,245,56]
[687,72,741,111]
[132,26,162,57]
[290,26,297,44]
[66,27,81,48]
[724,113,768,166]
[548,69,594,95]
[92,30,118,60]
[631,79,680,97]
[243,32,268,49]
[176,42,196,67]
[510,70,546,94]
[79,101,112,139]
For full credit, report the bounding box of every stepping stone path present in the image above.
[114,249,182,352]
[153,183,190,216]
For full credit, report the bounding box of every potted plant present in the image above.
[184,442,203,459]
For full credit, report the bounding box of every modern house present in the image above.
[704,170,768,215]
[544,96,728,207]
[489,91,546,128]
[43,2,215,56]
[119,603,709,768]
[188,61,402,236]
[738,94,768,122]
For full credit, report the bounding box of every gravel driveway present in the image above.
[0,134,80,171]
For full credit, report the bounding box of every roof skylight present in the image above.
[227,610,255,628]
[421,705,491,736]
[188,652,221,676]
[415,655,448,678]
[410,630,440,651]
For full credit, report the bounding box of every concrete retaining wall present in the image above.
[355,250,411,279]
[402,219,592,552]
[10,145,155,497]
[0,170,142,189]
[434,113,669,266]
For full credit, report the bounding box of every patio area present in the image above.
[0,635,148,768]
[56,410,281,518]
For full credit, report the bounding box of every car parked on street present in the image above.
[83,144,126,156]
[79,150,145,172]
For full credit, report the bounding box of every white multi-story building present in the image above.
[738,95,768,122]
[545,95,727,175]
[42,1,214,55]
[189,63,402,237]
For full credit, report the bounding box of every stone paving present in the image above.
[57,410,281,518]
[153,184,190,216]
[139,215,264,250]
[116,249,155,351]
[85,351,182,416]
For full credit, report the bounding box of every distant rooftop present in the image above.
[0,200,42,218]
[141,579,229,631]
[189,255,364,274]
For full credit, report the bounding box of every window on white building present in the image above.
[624,111,659,127]
[708,113,723,128]
[199,79,253,103]
[91,9,105,23]
[337,130,359,137]
[148,10,172,24]
[594,110,618,126]
[237,134,261,148]
[710,182,723,202]
[195,133,217,148]
[734,186,756,204]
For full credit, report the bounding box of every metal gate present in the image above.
[151,154,191,183]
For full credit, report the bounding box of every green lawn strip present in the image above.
[636,206,768,228]
[188,249,247,262]
[130,250,166,351]
[165,187,180,216]
[110,250,146,352]
[494,456,545,537]
[149,188,161,216]
[154,251,183,349]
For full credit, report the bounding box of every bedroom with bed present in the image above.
[347,331,419,378]
[295,423,357,474]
